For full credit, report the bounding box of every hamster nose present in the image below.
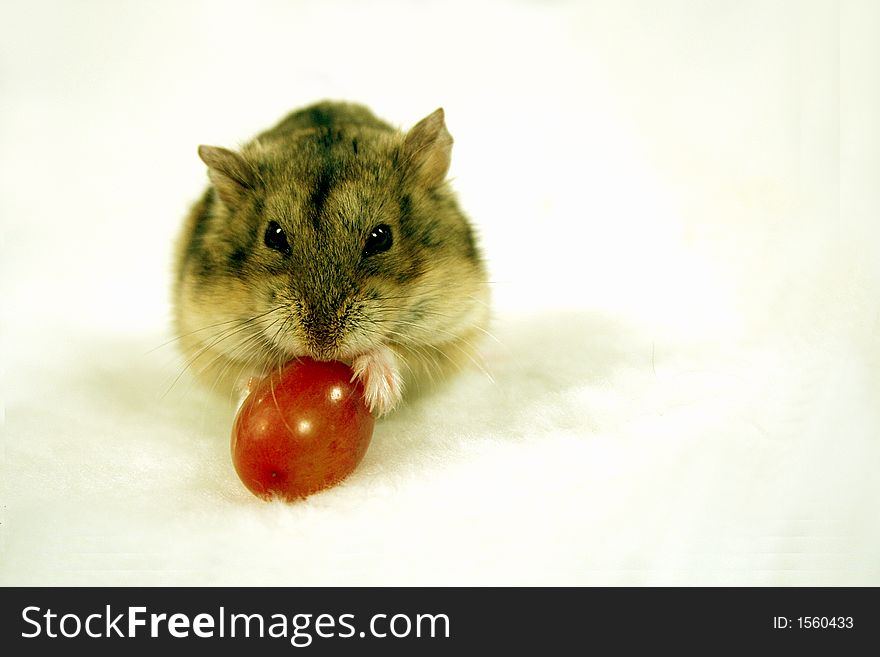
[301,321,343,361]
[299,300,350,360]
[308,344,338,362]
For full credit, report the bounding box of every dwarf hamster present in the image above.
[172,101,490,415]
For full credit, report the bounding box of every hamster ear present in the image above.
[403,108,453,188]
[198,145,256,207]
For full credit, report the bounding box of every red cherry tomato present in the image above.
[231,358,375,501]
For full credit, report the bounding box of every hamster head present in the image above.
[178,107,488,382]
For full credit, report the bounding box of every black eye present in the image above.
[264,220,290,255]
[363,224,393,257]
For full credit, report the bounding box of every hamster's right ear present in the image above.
[404,108,453,189]
[198,145,256,207]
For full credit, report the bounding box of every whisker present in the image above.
[147,305,286,354]
[205,319,284,400]
[160,309,286,399]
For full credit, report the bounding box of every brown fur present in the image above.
[172,101,490,411]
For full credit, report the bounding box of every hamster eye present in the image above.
[264,221,291,255]
[363,224,393,257]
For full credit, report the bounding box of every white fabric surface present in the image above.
[2,0,878,585]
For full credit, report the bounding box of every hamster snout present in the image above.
[172,101,490,416]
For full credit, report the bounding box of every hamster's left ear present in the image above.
[404,108,453,188]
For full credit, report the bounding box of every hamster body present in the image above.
[172,101,489,415]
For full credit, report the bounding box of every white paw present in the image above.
[350,346,404,417]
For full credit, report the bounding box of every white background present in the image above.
[2,0,878,585]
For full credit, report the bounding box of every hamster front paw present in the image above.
[350,346,404,417]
